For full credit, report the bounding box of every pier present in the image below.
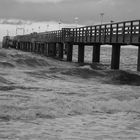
[2,19,140,71]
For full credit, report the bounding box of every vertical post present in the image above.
[41,43,45,54]
[78,43,85,63]
[26,42,29,52]
[66,43,73,62]
[48,43,56,57]
[137,45,140,71]
[44,43,48,56]
[18,42,20,50]
[52,43,56,57]
[111,44,121,69]
[32,42,35,53]
[29,42,31,52]
[28,42,30,52]
[31,43,33,52]
[37,43,39,53]
[92,44,101,63]
[58,43,64,59]
[37,43,40,54]
[34,43,37,53]
[20,42,23,50]
[26,42,28,51]
[24,42,27,51]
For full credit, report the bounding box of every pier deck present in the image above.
[2,19,140,71]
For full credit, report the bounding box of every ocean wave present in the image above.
[0,62,15,68]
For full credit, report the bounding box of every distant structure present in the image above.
[2,19,140,71]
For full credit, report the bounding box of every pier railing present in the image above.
[14,20,140,45]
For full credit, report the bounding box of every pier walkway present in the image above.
[2,19,140,71]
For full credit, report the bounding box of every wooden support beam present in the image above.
[34,43,37,53]
[78,43,85,63]
[37,43,41,54]
[37,44,40,54]
[48,43,56,57]
[31,42,35,53]
[41,44,45,54]
[66,43,73,62]
[92,44,101,63]
[28,42,31,52]
[23,42,26,51]
[17,42,20,50]
[44,43,48,56]
[58,43,64,59]
[137,45,140,71]
[30,42,33,52]
[25,42,28,52]
[28,42,30,52]
[20,42,22,50]
[111,44,121,69]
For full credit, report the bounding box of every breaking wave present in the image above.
[0,47,140,140]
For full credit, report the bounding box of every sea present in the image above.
[0,44,140,140]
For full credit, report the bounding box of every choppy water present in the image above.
[0,46,140,140]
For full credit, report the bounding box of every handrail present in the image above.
[13,19,140,44]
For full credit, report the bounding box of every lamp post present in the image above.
[74,17,79,28]
[110,20,114,24]
[38,26,40,33]
[7,30,9,36]
[58,19,62,30]
[100,13,104,25]
[47,24,49,31]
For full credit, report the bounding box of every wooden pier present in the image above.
[2,19,140,71]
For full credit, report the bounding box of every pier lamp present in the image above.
[110,20,114,24]
[32,28,34,33]
[58,19,62,30]
[6,30,9,36]
[74,17,79,28]
[38,26,40,33]
[100,13,104,25]
[47,24,49,31]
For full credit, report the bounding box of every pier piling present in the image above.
[66,43,73,62]
[78,43,85,63]
[58,43,64,59]
[92,44,101,63]
[111,44,121,69]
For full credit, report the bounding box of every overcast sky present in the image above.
[0,0,140,40]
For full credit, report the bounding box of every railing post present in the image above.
[123,22,126,43]
[130,21,133,43]
[78,43,85,63]
[66,43,73,62]
[92,44,101,63]
[111,44,121,69]
[116,23,119,43]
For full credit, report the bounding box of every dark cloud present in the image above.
[0,0,140,25]
[0,19,32,25]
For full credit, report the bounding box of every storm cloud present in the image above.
[0,0,140,25]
